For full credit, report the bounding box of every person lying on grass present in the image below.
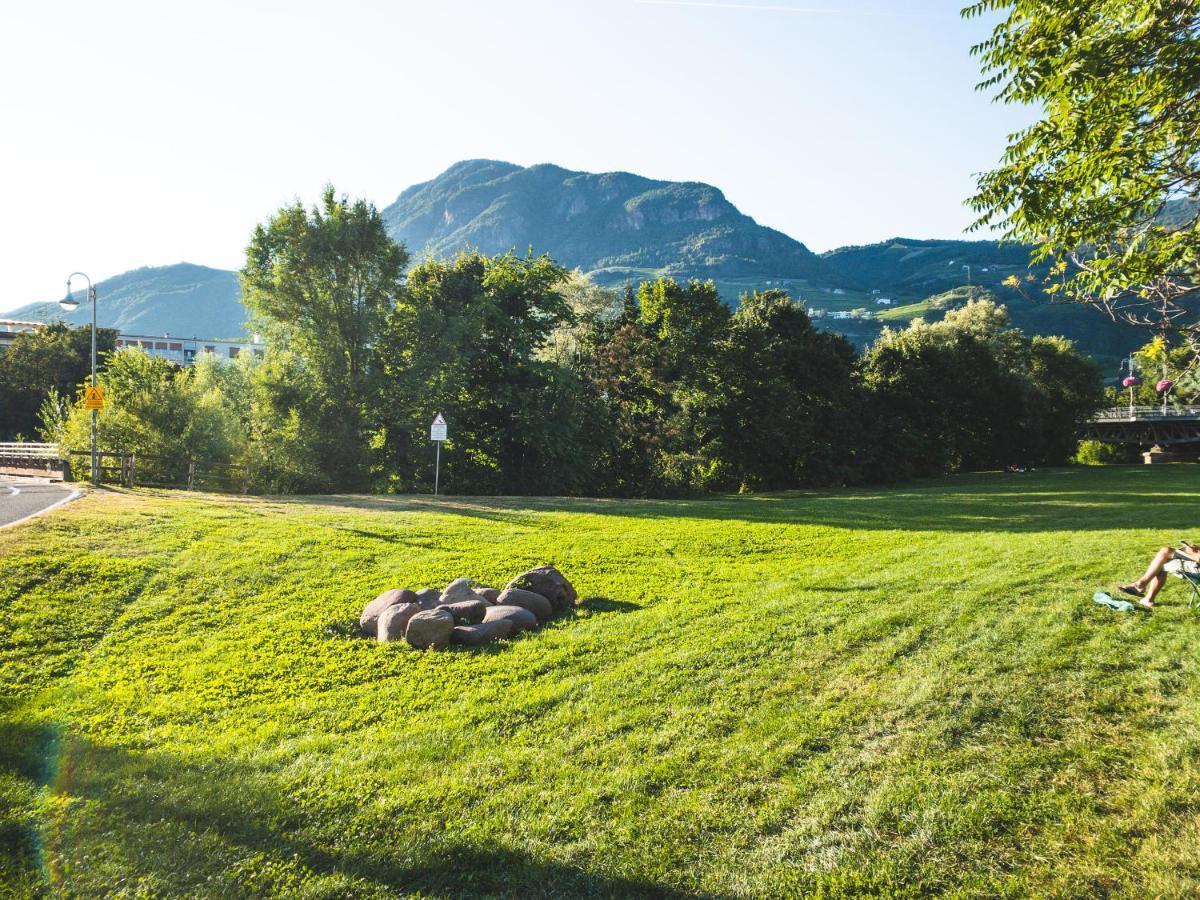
[1118,541,1200,609]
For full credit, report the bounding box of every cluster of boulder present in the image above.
[359,564,579,650]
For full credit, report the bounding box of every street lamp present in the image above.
[61,272,98,484]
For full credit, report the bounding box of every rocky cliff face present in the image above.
[382,159,842,287]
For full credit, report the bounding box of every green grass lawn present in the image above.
[873,299,935,323]
[3,467,1200,897]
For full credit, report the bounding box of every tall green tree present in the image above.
[378,251,589,495]
[860,301,1102,475]
[637,278,730,382]
[0,323,117,440]
[241,186,407,489]
[966,0,1200,353]
[712,290,863,490]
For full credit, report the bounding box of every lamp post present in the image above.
[59,273,98,484]
[1119,354,1140,420]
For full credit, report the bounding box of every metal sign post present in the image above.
[430,413,447,495]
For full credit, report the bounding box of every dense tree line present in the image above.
[21,191,1105,494]
[0,323,117,440]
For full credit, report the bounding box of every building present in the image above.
[0,318,44,354]
[113,333,264,365]
[0,317,263,364]
[875,297,894,306]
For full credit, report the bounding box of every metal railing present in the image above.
[0,442,60,458]
[1095,405,1200,422]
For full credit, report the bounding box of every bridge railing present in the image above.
[1095,405,1200,422]
[0,441,60,458]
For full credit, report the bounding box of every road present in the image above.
[0,478,79,528]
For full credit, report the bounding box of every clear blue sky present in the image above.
[1,0,1031,311]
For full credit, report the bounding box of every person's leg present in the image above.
[1119,546,1175,602]
[1142,571,1169,605]
[1134,546,1175,589]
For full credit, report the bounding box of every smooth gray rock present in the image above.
[476,586,501,603]
[360,588,418,637]
[451,620,514,646]
[495,588,553,623]
[483,604,539,633]
[505,565,577,612]
[441,598,488,625]
[376,602,422,643]
[405,608,455,650]
[414,588,441,609]
[441,577,487,605]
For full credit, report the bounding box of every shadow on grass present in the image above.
[577,596,642,614]
[44,735,690,898]
[249,467,1198,534]
[0,713,61,892]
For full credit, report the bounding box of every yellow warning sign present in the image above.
[84,386,106,410]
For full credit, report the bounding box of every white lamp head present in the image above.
[60,284,80,312]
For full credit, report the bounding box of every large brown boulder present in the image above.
[505,565,578,612]
[360,588,418,637]
[496,588,553,623]
[451,620,514,647]
[440,598,488,625]
[405,608,455,650]
[483,604,539,633]
[376,602,422,643]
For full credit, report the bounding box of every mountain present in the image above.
[3,163,1150,369]
[7,263,246,339]
[820,237,1043,299]
[381,159,844,289]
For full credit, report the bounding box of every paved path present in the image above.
[0,478,80,528]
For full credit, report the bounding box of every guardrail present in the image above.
[1095,405,1200,422]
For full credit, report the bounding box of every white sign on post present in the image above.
[430,413,447,442]
[430,413,447,495]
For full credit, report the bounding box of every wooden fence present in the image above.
[64,451,250,493]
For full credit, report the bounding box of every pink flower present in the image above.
[1122,376,1140,388]
[1156,379,1174,393]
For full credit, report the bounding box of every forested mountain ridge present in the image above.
[820,237,1042,298]
[2,162,1148,369]
[381,159,844,288]
[7,264,246,339]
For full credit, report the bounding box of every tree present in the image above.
[711,290,863,490]
[378,251,589,495]
[574,316,677,496]
[241,186,408,489]
[965,0,1200,355]
[637,278,730,382]
[540,270,623,365]
[60,349,247,477]
[860,300,1103,474]
[0,323,117,440]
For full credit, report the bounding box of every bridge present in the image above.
[0,442,73,480]
[1082,405,1200,447]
